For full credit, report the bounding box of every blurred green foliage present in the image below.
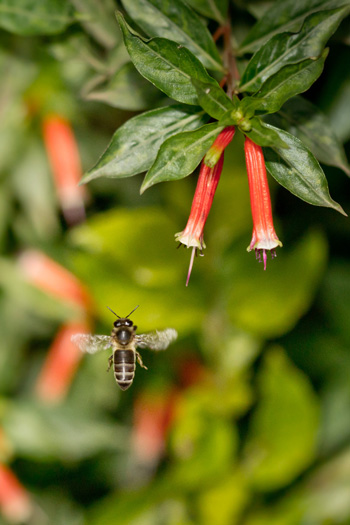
[1,1,350,525]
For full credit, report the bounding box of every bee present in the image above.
[71,306,177,390]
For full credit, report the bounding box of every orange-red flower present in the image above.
[34,322,90,403]
[244,137,282,269]
[18,250,92,403]
[176,127,235,285]
[42,114,88,225]
[0,464,32,522]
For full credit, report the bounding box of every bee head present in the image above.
[113,318,134,328]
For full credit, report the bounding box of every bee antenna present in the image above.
[126,305,140,318]
[107,306,120,318]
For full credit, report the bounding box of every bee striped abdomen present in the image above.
[114,349,135,390]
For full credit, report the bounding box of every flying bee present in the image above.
[71,306,177,390]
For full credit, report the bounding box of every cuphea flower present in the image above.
[175,127,235,286]
[175,155,224,286]
[244,136,282,269]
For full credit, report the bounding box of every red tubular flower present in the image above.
[131,389,178,467]
[42,114,88,225]
[18,250,91,309]
[18,250,92,403]
[35,322,90,403]
[244,137,282,269]
[0,464,32,523]
[176,127,235,285]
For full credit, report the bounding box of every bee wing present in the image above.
[71,334,113,354]
[135,328,177,351]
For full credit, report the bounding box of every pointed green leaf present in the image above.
[192,79,239,120]
[239,0,350,54]
[263,124,346,214]
[244,348,319,490]
[239,7,350,93]
[117,12,217,105]
[121,0,223,71]
[141,122,223,192]
[266,96,350,176]
[185,0,228,24]
[83,105,208,183]
[0,0,74,35]
[240,50,328,115]
[242,118,288,148]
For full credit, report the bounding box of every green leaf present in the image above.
[192,78,239,120]
[198,472,249,525]
[242,118,289,148]
[70,0,119,48]
[239,7,350,93]
[117,12,217,105]
[244,348,319,490]
[239,0,350,54]
[240,49,328,115]
[169,390,238,489]
[327,79,350,143]
[2,401,127,460]
[82,105,208,183]
[266,96,350,176]
[263,124,346,214]
[185,0,228,24]
[121,0,223,71]
[83,62,161,111]
[0,0,74,35]
[141,122,223,192]
[226,230,328,338]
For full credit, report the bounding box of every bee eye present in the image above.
[114,320,121,327]
[125,320,132,326]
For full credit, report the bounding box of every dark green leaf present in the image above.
[192,78,239,119]
[121,0,223,71]
[266,96,350,175]
[242,118,288,148]
[240,50,328,115]
[141,122,223,192]
[83,62,161,111]
[0,0,74,35]
[185,0,228,24]
[117,12,217,105]
[239,0,350,54]
[239,7,350,93]
[83,105,208,183]
[263,124,346,214]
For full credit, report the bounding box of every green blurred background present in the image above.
[1,1,350,524]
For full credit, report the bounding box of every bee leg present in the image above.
[107,355,113,372]
[136,352,148,370]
